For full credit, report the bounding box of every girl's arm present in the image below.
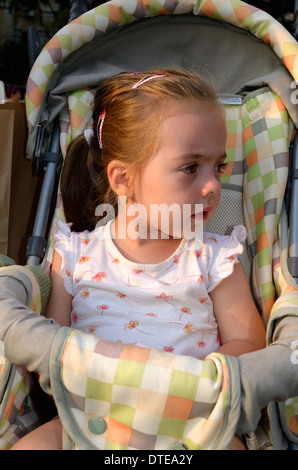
[45,250,73,327]
[210,262,266,357]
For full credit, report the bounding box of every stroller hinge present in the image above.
[26,236,46,261]
[43,151,60,164]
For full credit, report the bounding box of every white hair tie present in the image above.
[84,127,93,145]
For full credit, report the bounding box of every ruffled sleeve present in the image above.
[53,219,75,296]
[205,225,247,293]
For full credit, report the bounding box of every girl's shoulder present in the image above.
[200,225,247,293]
[54,219,106,242]
[53,219,107,259]
[202,225,247,252]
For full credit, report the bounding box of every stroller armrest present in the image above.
[237,335,298,434]
[0,274,61,394]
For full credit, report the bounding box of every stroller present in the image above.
[0,0,298,450]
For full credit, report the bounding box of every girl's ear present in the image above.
[107,160,134,199]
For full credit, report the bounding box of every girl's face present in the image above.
[131,105,227,239]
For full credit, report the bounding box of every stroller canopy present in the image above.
[26,0,298,159]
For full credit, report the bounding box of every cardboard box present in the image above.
[0,103,42,264]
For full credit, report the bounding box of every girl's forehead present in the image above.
[133,103,226,174]
[159,107,226,145]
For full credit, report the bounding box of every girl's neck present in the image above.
[111,218,182,264]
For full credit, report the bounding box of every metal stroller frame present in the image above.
[25,0,93,266]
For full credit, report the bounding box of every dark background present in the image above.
[0,0,296,96]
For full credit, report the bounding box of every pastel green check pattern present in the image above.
[53,331,234,450]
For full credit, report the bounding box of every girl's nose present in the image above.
[200,173,220,198]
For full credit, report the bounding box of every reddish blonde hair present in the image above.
[61,68,220,231]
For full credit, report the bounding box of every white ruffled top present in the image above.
[54,220,246,358]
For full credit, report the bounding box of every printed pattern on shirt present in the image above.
[54,220,246,359]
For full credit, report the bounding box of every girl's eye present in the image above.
[215,162,227,174]
[181,164,198,175]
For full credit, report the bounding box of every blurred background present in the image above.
[0,0,296,102]
[0,0,102,100]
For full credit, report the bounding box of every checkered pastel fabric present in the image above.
[242,91,294,321]
[56,330,234,450]
[0,264,44,450]
[0,366,34,450]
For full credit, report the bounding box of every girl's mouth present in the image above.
[192,207,212,222]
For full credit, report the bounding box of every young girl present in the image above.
[12,68,265,450]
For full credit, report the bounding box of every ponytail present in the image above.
[60,134,100,232]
